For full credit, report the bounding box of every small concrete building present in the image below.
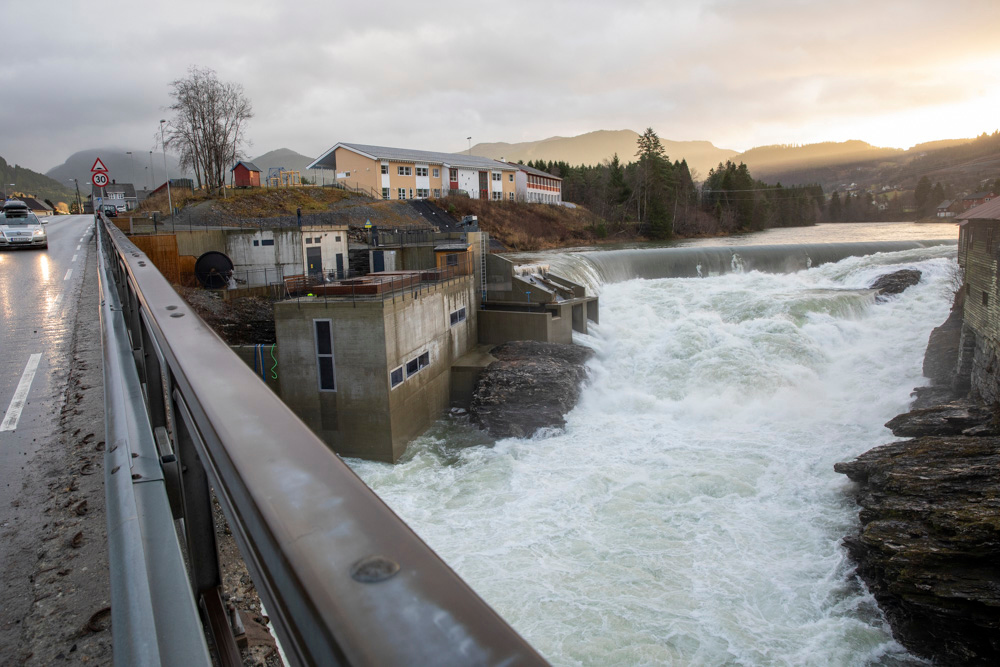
[274,267,479,462]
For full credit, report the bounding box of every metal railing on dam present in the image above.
[96,213,547,666]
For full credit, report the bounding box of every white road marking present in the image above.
[47,293,64,313]
[76,245,81,250]
[64,269,73,281]
[72,254,78,262]
[1,354,42,432]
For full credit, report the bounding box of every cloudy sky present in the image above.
[5,0,1000,173]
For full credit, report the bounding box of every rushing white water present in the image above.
[350,240,959,665]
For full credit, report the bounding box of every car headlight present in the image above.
[33,230,45,236]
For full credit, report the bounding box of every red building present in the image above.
[231,161,262,188]
[962,191,995,211]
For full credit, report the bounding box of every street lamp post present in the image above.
[126,151,135,210]
[148,150,154,190]
[159,120,173,218]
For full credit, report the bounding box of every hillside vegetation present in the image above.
[440,196,609,250]
[0,155,75,204]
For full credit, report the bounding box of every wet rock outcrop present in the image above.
[835,425,1000,665]
[869,269,922,297]
[470,341,593,438]
[836,285,1000,664]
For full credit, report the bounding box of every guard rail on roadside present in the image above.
[96,212,547,666]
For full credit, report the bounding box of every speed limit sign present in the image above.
[93,172,109,187]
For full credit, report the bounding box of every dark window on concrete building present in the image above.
[390,367,403,388]
[314,319,336,391]
[418,352,429,369]
[450,307,466,325]
[406,358,419,377]
[262,239,274,246]
[253,240,259,246]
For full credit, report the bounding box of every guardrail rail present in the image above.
[96,212,547,666]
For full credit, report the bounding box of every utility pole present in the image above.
[149,150,154,190]
[159,120,173,218]
[69,178,82,213]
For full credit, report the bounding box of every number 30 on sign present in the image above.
[93,172,109,187]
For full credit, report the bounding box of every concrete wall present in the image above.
[274,276,476,462]
[230,345,282,395]
[478,308,572,345]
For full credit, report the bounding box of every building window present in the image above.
[416,167,428,177]
[397,166,412,176]
[416,188,429,198]
[398,188,407,200]
[450,307,466,326]
[446,253,459,266]
[449,168,457,181]
[381,164,388,174]
[409,188,414,199]
[492,192,502,200]
[305,237,313,243]
[433,189,441,198]
[314,320,336,391]
[335,235,341,242]
[433,168,440,178]
[509,174,514,182]
[406,357,419,377]
[253,240,259,246]
[509,192,514,201]
[390,366,404,388]
[262,239,275,246]
[492,172,501,181]
[382,187,390,200]
[418,351,429,369]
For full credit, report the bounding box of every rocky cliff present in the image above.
[836,281,1000,664]
[470,341,593,438]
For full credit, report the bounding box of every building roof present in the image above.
[963,191,995,200]
[308,142,516,172]
[507,162,563,181]
[958,198,1000,222]
[102,182,137,198]
[14,196,51,211]
[232,160,262,173]
[936,200,953,209]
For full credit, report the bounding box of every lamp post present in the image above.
[148,150,154,190]
[159,120,173,218]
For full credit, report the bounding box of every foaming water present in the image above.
[350,244,957,665]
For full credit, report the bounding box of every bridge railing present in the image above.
[95,213,546,666]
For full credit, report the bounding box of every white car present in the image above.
[0,200,48,249]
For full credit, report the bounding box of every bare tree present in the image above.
[165,67,253,194]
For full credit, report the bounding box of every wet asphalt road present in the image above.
[0,215,94,504]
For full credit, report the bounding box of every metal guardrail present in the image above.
[96,213,547,665]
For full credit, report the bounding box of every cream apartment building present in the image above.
[307,143,518,201]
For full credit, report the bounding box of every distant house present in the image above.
[962,192,995,211]
[150,179,195,197]
[232,161,262,188]
[936,200,958,218]
[507,162,563,204]
[12,196,53,216]
[101,181,138,211]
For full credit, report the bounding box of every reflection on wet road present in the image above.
[0,214,95,513]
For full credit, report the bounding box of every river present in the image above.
[349,222,960,665]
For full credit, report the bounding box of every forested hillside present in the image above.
[0,156,75,204]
